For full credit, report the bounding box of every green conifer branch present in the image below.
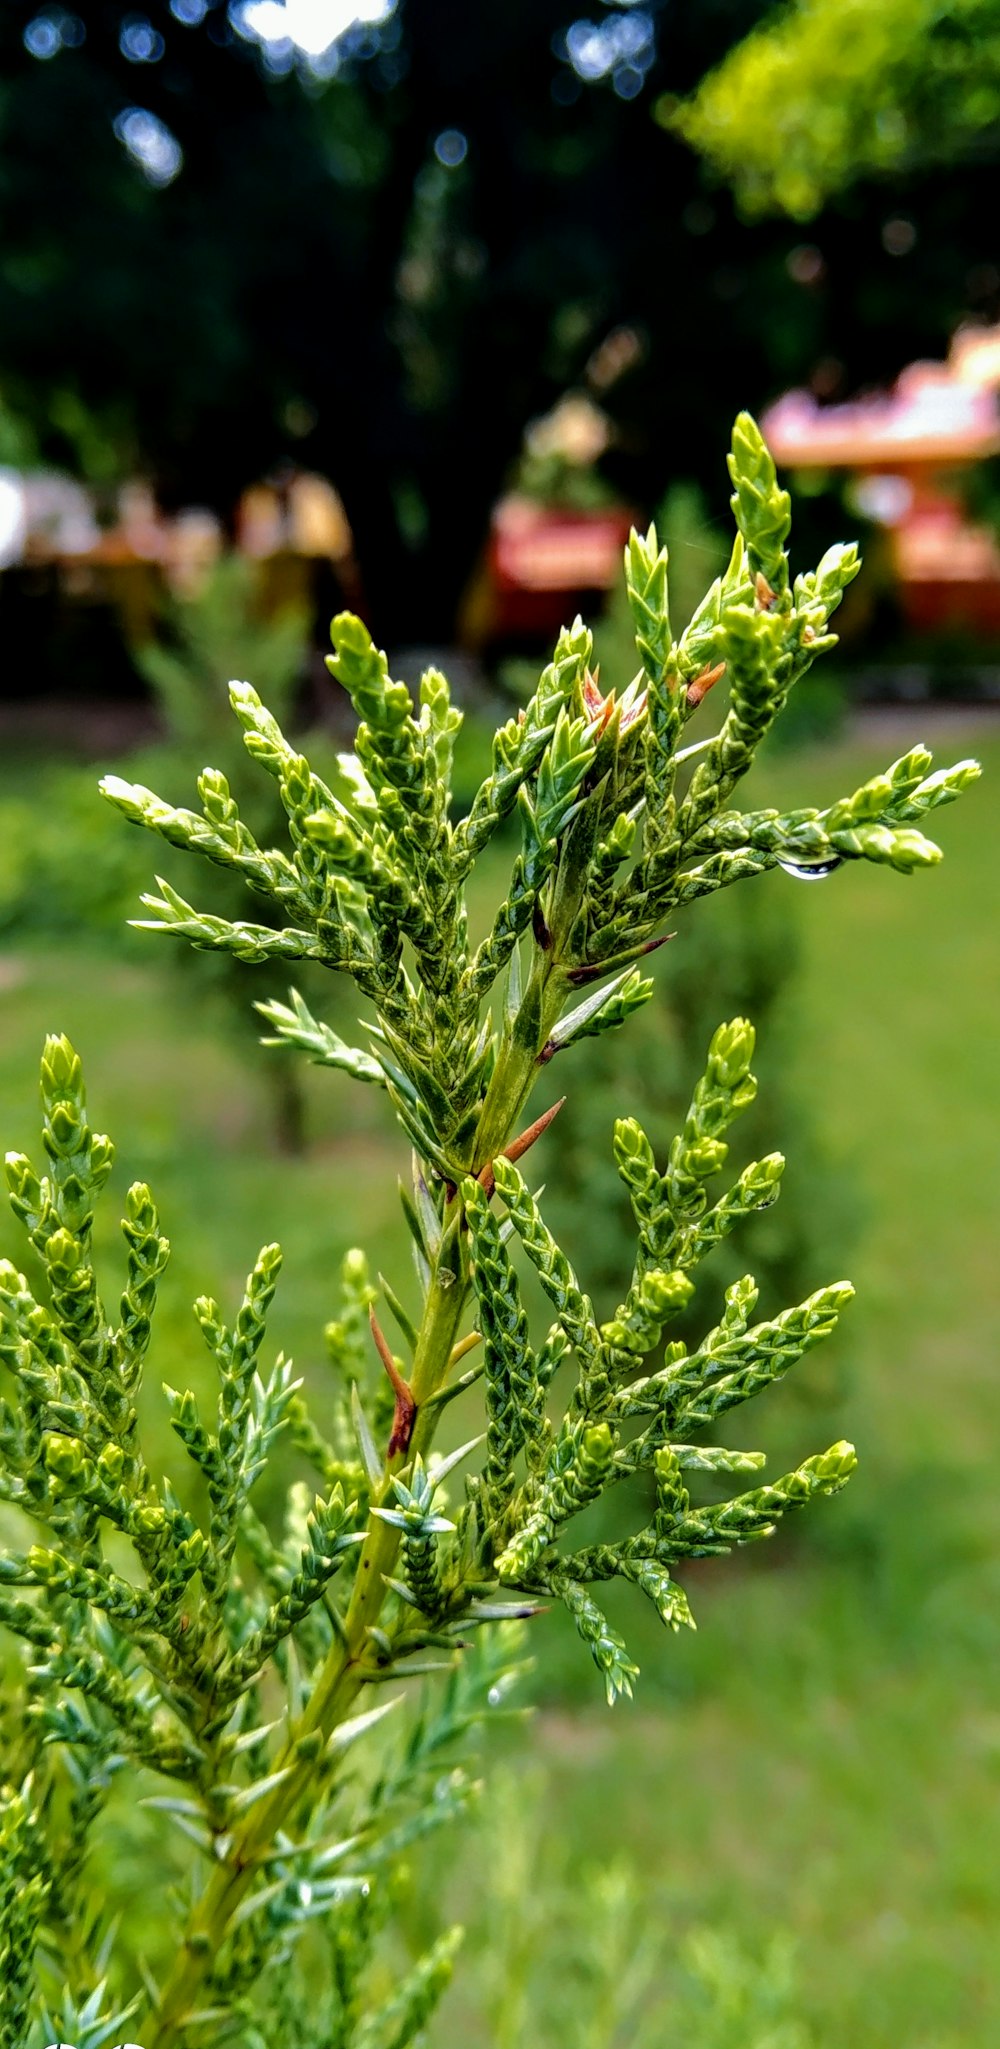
[0,413,980,2043]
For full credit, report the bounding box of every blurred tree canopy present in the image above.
[670,0,1000,218]
[1,0,998,644]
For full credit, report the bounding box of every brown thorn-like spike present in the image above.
[685,659,726,709]
[369,1303,417,1458]
[476,1096,566,1199]
[567,933,674,987]
[505,1095,566,1164]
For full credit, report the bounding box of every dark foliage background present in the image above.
[2,0,997,643]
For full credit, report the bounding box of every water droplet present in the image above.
[776,854,844,883]
[360,1881,371,1898]
[487,1685,502,1706]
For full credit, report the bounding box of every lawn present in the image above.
[0,712,996,2046]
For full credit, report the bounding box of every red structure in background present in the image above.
[459,391,637,648]
[485,495,635,642]
[762,326,1000,636]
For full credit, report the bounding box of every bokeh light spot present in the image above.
[24,15,62,58]
[232,0,396,71]
[0,474,27,569]
[882,216,917,256]
[850,473,914,525]
[558,9,656,91]
[433,128,468,169]
[120,16,166,62]
[787,243,826,286]
[113,106,184,186]
[27,8,86,54]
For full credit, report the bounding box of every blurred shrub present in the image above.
[134,552,310,754]
[761,667,847,752]
[0,762,147,949]
[443,1767,815,2049]
[514,441,622,513]
[0,557,314,956]
[666,0,1000,219]
[0,557,338,1148]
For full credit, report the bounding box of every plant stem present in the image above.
[146,1249,466,2046]
[146,870,584,2042]
[472,956,567,1172]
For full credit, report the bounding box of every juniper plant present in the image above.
[0,415,980,2048]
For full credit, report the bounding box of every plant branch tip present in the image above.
[448,1331,483,1368]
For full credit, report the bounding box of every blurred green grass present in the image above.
[0,716,997,2046]
[473,717,1000,2049]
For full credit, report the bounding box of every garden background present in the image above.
[1,4,998,2044]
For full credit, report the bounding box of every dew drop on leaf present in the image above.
[776,855,844,882]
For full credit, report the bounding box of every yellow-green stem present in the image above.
[146,1250,466,2047]
[472,954,567,1171]
[146,850,593,2045]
